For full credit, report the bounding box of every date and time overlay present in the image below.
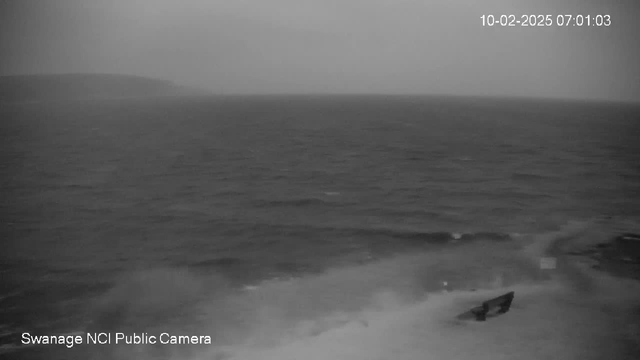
[481,14,611,27]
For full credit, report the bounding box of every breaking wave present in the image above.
[10,220,640,360]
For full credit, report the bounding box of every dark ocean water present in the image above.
[1,95,640,359]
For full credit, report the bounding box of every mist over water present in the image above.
[2,0,640,102]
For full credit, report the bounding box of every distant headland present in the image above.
[0,73,206,103]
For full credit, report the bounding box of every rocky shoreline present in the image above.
[565,233,640,281]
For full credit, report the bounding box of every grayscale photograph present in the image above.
[1,0,639,359]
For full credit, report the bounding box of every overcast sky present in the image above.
[1,0,639,101]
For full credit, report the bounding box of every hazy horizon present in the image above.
[1,0,639,102]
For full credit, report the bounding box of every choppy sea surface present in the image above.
[1,95,640,359]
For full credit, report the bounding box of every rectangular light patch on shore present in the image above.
[540,257,557,270]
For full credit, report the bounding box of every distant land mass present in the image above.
[0,73,206,103]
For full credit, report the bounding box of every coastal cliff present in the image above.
[0,74,204,103]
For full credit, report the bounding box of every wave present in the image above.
[253,198,338,208]
[227,219,514,245]
[252,192,358,208]
[191,257,244,269]
[81,229,544,352]
[341,227,513,243]
[13,219,640,359]
[510,171,559,181]
[218,221,631,360]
